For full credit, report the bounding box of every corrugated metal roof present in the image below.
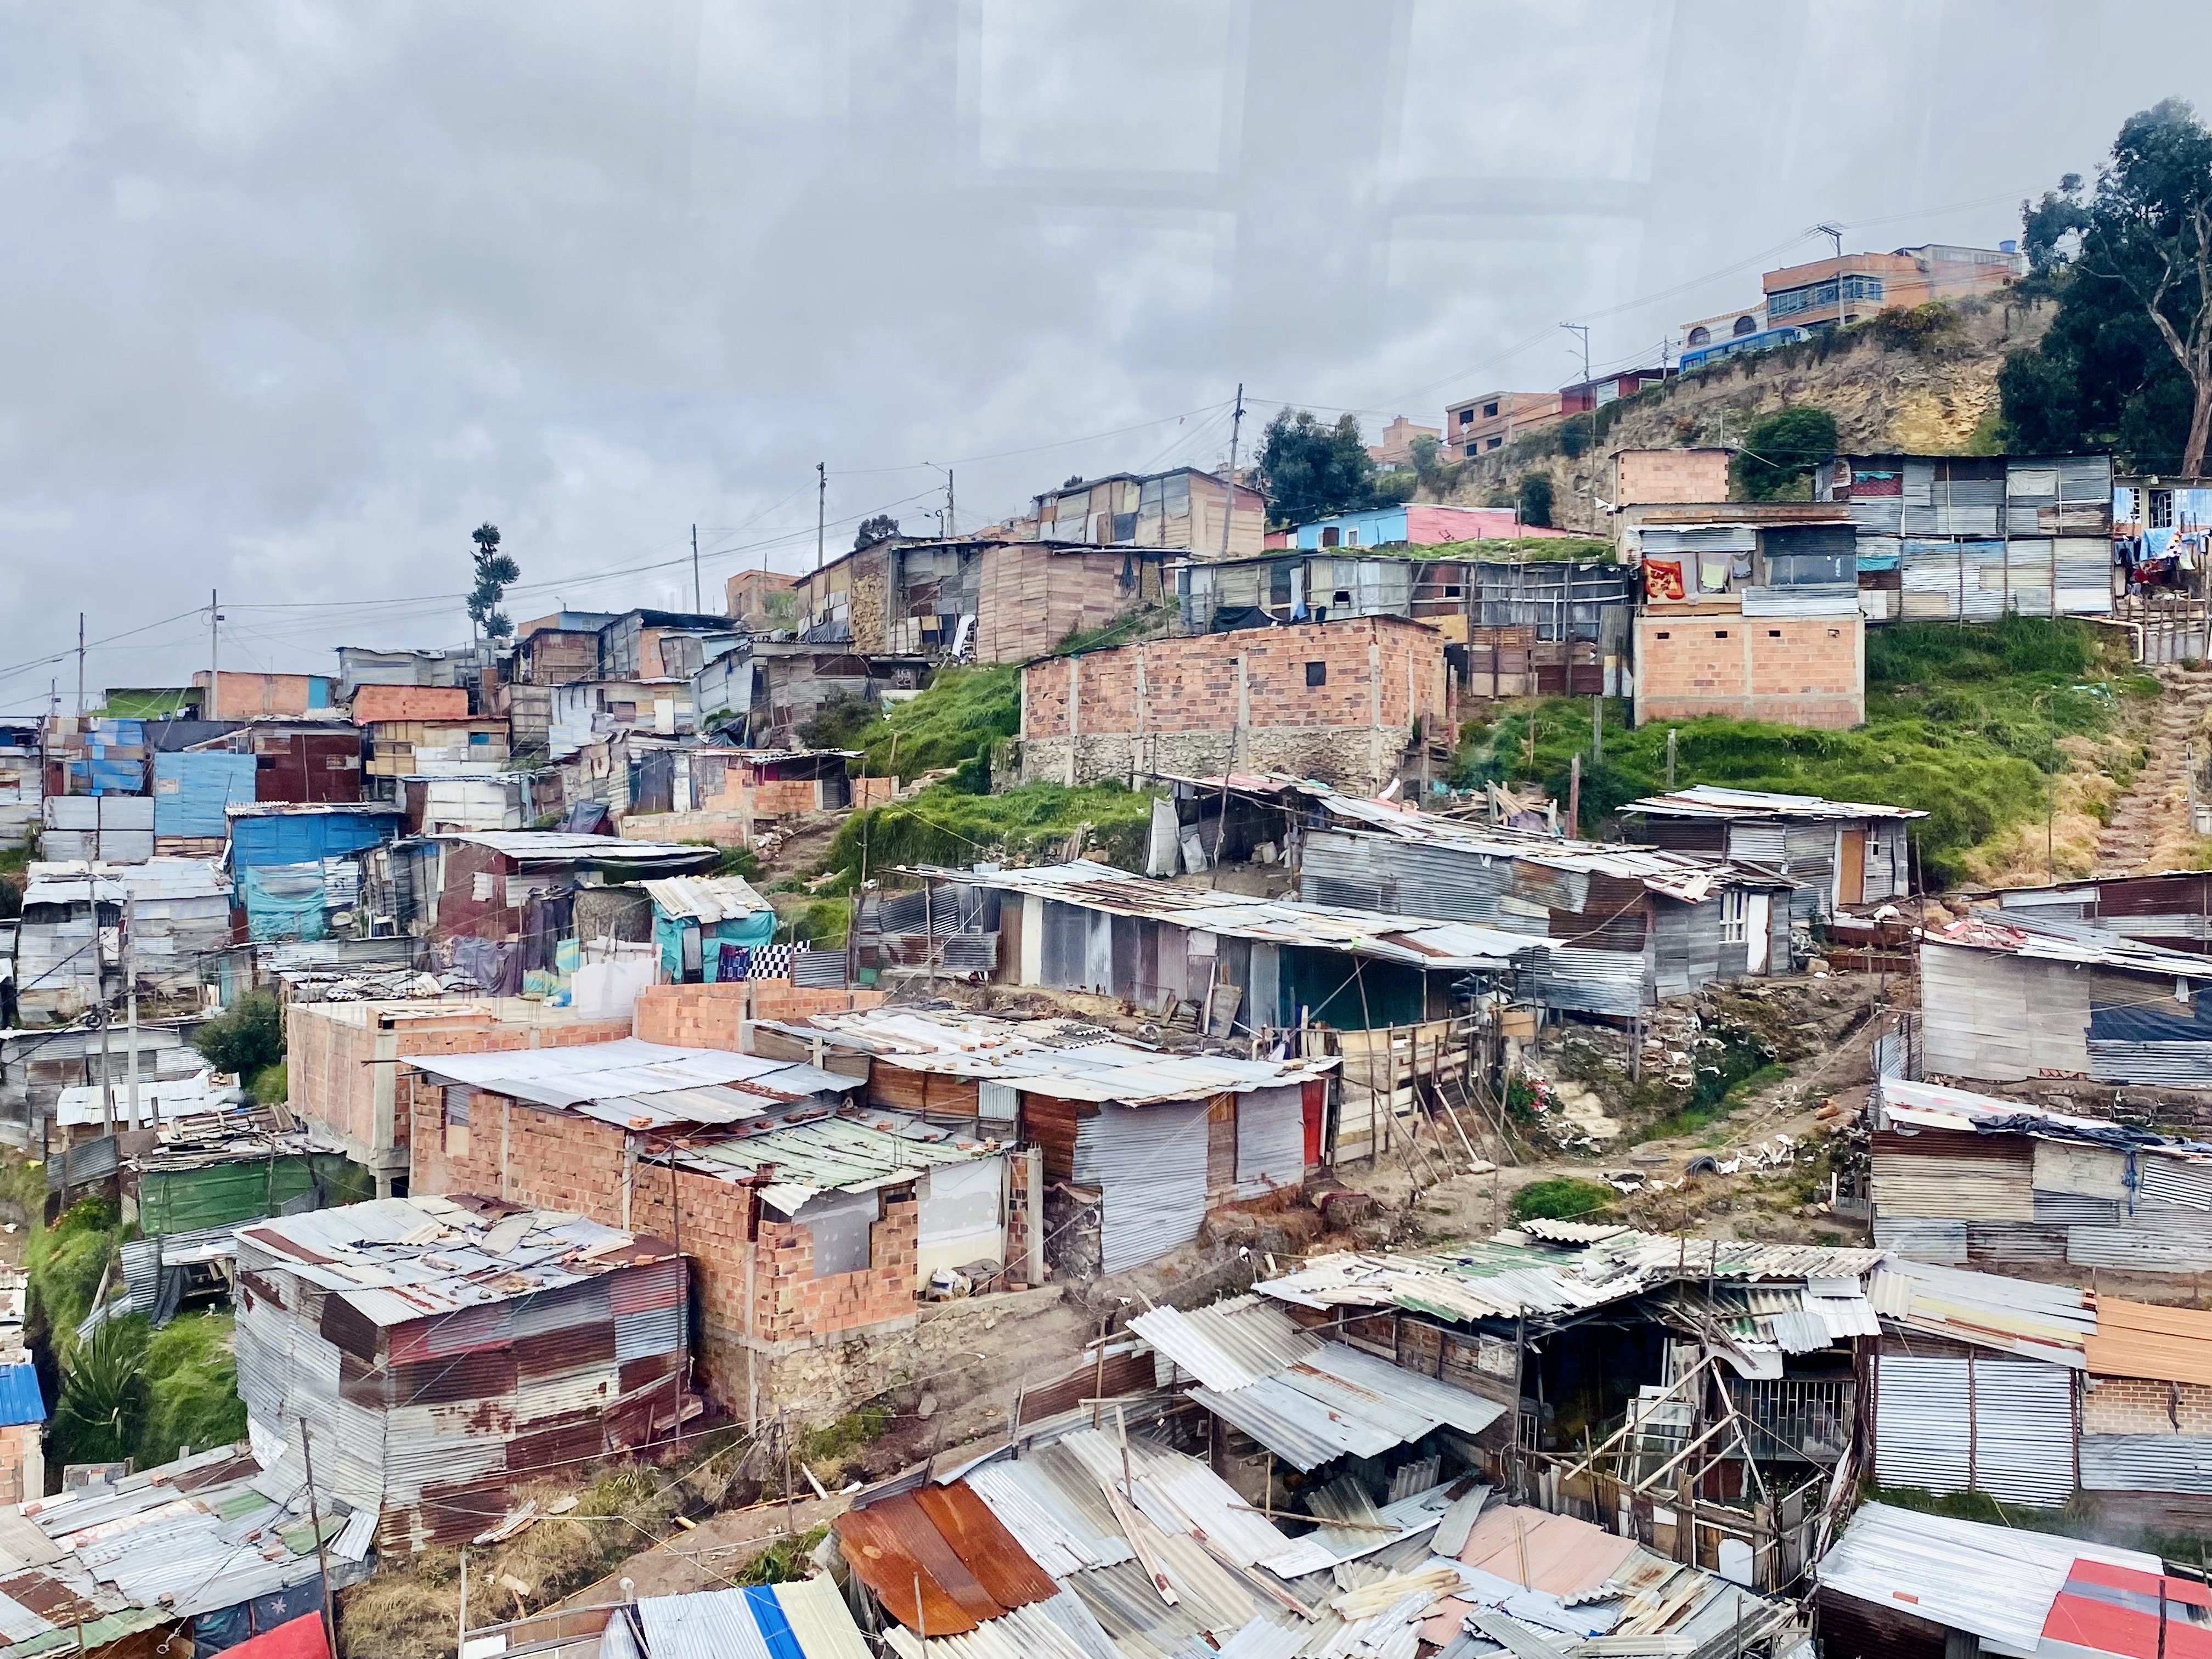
[2084,1296,2212,1385]
[624,1578,876,1659]
[914,860,1557,970]
[419,831,721,870]
[642,874,774,922]
[1868,1257,2097,1367]
[0,1364,43,1429]
[676,1110,1003,1216]
[1621,786,1926,823]
[761,1008,1335,1107]
[1926,912,2212,979]
[405,1038,860,1120]
[1818,1502,2158,1654]
[1127,1296,1321,1391]
[238,1194,675,1325]
[835,1484,1058,1637]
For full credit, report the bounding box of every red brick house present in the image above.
[399,1036,1007,1420]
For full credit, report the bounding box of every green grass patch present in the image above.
[823,781,1157,879]
[138,1311,248,1466]
[27,1197,120,1339]
[1509,1177,1618,1224]
[733,1524,830,1586]
[1454,617,2143,883]
[800,1404,890,1464]
[802,666,1021,788]
[1640,1062,1789,1143]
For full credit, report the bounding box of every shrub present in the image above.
[192,991,285,1080]
[54,1317,150,1468]
[1509,1177,1617,1225]
[1517,472,1555,528]
[1730,407,1837,501]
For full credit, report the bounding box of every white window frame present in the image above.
[1720,888,1747,944]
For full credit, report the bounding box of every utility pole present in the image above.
[691,523,701,613]
[1568,753,1582,840]
[300,1424,337,1657]
[1666,729,1678,790]
[1561,323,1592,391]
[1591,695,1603,765]
[947,468,955,539]
[816,464,826,572]
[208,590,220,721]
[1812,222,1846,322]
[97,969,112,1137]
[75,614,85,719]
[123,890,139,1132]
[1218,382,1245,561]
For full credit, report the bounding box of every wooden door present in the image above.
[1837,828,1866,908]
[1206,1094,1236,1193]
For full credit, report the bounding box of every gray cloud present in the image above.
[0,0,2203,704]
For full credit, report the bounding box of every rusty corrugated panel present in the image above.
[910,1483,1059,1614]
[2084,1297,2212,1386]
[516,1322,614,1379]
[836,1494,1000,1634]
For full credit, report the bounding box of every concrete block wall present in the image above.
[2085,1374,2212,1436]
[633,981,886,1051]
[1633,612,1864,729]
[1615,449,1731,509]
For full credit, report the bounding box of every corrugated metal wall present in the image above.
[1074,1101,1206,1274]
[1874,1353,2075,1506]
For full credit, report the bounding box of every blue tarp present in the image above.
[0,1363,44,1427]
[228,810,399,869]
[154,752,258,837]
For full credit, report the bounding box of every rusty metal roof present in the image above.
[1924,914,2212,979]
[835,1484,1058,1636]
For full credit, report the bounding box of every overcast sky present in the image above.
[2,0,2205,708]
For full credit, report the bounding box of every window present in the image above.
[1486,436,1502,450]
[1458,409,1474,427]
[1732,314,1759,337]
[2153,489,2175,528]
[1768,629,1782,637]
[1465,444,1479,459]
[802,1189,878,1279]
[1444,584,1462,598]
[1655,631,1671,640]
[1268,562,1294,606]
[1483,400,1499,417]
[1345,528,1360,546]
[1714,630,1729,639]
[1306,661,1327,687]
[1688,326,1711,346]
[443,1085,472,1157]
[1721,888,1747,944]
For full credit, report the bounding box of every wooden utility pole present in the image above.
[1568,753,1582,838]
[1666,729,1677,789]
[1591,695,1603,764]
[208,590,220,720]
[75,613,84,718]
[300,1425,337,1654]
[691,523,701,613]
[816,464,826,572]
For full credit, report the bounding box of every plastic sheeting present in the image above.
[239,862,330,943]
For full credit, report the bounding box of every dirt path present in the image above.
[2097,665,2212,875]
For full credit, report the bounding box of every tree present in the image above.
[2000,100,2212,473]
[1516,472,1555,528]
[1731,407,1838,501]
[1254,409,1379,528]
[467,522,519,641]
[854,515,900,550]
[192,990,285,1081]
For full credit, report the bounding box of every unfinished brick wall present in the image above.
[1633,610,1864,730]
[1020,616,1450,793]
[1614,449,1730,508]
[633,982,887,1051]
[752,1189,919,1344]
[289,1001,630,1181]
[349,684,470,723]
[2085,1374,2212,1435]
[405,1068,923,1414]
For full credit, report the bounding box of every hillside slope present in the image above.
[1438,295,2056,531]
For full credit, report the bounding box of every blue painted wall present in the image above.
[1293,507,1412,550]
